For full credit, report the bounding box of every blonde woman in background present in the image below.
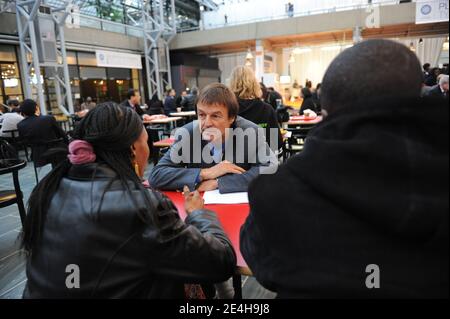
[229,66,282,151]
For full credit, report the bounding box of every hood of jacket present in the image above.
[286,96,449,242]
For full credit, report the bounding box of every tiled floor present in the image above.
[0,155,275,299]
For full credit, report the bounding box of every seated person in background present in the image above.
[265,86,283,110]
[80,96,96,111]
[164,88,177,115]
[146,93,164,115]
[0,99,23,137]
[17,99,68,166]
[426,74,449,100]
[312,83,322,114]
[122,89,165,122]
[181,87,199,112]
[175,90,188,110]
[299,87,318,115]
[229,66,283,152]
[22,103,236,298]
[241,39,448,298]
[150,83,277,194]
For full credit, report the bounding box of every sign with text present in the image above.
[416,0,449,24]
[95,50,142,69]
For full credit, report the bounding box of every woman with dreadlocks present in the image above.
[21,102,236,298]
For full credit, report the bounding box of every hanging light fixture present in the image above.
[245,48,254,60]
[443,36,449,51]
[288,54,296,64]
[293,42,302,54]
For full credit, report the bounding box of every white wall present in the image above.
[217,52,247,84]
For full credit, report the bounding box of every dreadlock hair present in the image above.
[21,102,150,253]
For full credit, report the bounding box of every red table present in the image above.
[287,115,323,126]
[153,138,175,148]
[163,191,251,276]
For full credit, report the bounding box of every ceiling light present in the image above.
[245,48,254,60]
[288,54,295,64]
[321,45,342,51]
[294,47,312,54]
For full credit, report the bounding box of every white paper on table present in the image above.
[203,190,249,204]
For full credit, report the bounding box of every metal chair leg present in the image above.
[33,163,39,185]
[232,274,242,299]
[13,170,26,227]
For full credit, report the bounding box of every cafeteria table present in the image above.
[163,191,251,299]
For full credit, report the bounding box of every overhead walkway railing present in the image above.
[181,0,402,32]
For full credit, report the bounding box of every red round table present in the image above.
[163,191,251,276]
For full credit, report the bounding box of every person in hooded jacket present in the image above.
[240,39,449,298]
[229,66,283,152]
[299,87,318,115]
[146,93,164,115]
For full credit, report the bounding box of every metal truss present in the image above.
[141,0,176,99]
[195,0,218,11]
[15,0,85,115]
[0,0,15,14]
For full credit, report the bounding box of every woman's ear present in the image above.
[130,144,136,157]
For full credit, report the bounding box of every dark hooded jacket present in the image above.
[299,88,318,115]
[238,98,283,152]
[241,97,449,298]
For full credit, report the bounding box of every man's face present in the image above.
[197,103,235,143]
[131,92,141,105]
[442,82,449,92]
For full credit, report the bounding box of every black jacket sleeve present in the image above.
[141,190,237,284]
[50,116,68,143]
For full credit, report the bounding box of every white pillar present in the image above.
[254,40,264,82]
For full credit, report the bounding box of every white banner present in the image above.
[416,0,449,24]
[95,50,142,69]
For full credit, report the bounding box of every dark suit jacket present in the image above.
[121,100,144,117]
[17,115,67,166]
[149,116,278,194]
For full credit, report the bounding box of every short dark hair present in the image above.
[19,99,38,116]
[423,63,431,71]
[197,83,239,119]
[321,39,423,114]
[7,99,19,108]
[127,89,139,100]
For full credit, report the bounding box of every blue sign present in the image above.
[421,4,432,15]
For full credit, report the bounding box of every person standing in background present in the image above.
[164,88,177,115]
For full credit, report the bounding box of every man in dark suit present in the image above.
[426,75,449,100]
[17,99,68,166]
[122,89,145,116]
[122,89,165,122]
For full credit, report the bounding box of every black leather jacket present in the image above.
[23,163,236,298]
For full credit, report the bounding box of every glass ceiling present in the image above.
[43,0,199,30]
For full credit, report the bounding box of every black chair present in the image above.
[1,129,30,161]
[283,126,314,159]
[0,159,27,227]
[28,138,67,184]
